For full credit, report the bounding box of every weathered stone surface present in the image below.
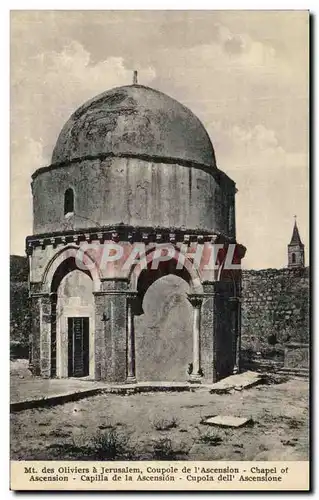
[209,371,262,393]
[202,415,252,428]
[241,267,309,351]
[31,157,235,238]
[284,343,309,369]
[51,85,216,168]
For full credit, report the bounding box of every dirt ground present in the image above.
[10,359,106,403]
[11,372,309,461]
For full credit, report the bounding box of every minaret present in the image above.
[288,216,305,268]
[133,70,138,85]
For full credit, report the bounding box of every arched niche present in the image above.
[128,245,203,301]
[134,273,193,381]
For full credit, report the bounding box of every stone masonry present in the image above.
[241,267,309,353]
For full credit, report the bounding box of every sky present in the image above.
[10,10,309,269]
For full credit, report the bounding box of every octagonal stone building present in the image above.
[26,81,246,383]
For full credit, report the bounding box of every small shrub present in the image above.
[259,443,269,451]
[288,417,302,429]
[48,430,70,438]
[152,438,188,460]
[47,427,135,460]
[281,439,297,447]
[47,442,89,460]
[153,438,174,459]
[153,416,178,431]
[197,431,223,446]
[91,428,132,460]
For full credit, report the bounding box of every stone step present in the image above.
[278,367,309,378]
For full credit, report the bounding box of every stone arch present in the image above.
[218,268,241,297]
[128,244,203,296]
[43,246,99,379]
[42,245,101,294]
[41,246,100,379]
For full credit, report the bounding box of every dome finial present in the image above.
[133,70,138,85]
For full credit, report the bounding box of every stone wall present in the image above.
[10,256,30,359]
[31,157,235,239]
[241,267,309,356]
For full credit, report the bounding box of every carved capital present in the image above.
[25,243,33,256]
[111,231,119,242]
[208,234,219,244]
[156,233,163,242]
[187,294,203,308]
[169,233,176,244]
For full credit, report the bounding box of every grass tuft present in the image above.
[152,437,189,460]
[153,416,178,431]
[197,431,223,446]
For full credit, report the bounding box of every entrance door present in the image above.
[68,317,89,377]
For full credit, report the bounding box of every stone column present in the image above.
[235,297,242,373]
[187,294,203,382]
[200,282,219,383]
[126,293,137,383]
[40,294,52,378]
[228,203,235,237]
[30,292,52,378]
[229,297,239,374]
[29,294,41,376]
[50,292,58,378]
[93,279,129,382]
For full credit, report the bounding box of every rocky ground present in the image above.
[11,361,309,461]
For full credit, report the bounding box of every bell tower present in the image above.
[288,216,305,268]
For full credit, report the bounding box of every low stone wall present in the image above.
[241,267,309,355]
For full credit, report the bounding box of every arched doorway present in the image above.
[50,257,95,378]
[135,274,193,381]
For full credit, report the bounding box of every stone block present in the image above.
[202,415,253,428]
[284,343,309,369]
[209,370,262,393]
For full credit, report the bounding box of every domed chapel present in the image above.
[26,75,246,383]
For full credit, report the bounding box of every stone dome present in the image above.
[52,84,216,168]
